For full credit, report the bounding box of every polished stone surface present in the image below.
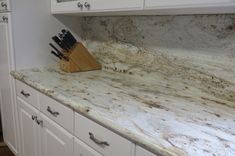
[11,64,235,156]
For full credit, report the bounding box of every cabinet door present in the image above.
[136,146,156,156]
[145,0,235,8]
[74,138,103,156]
[18,97,40,156]
[41,113,73,156]
[85,0,143,12]
[51,0,84,13]
[0,13,17,153]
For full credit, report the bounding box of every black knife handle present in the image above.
[52,36,70,52]
[49,43,69,61]
[51,51,62,60]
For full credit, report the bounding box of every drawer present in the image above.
[75,113,134,156]
[16,80,39,109]
[39,93,74,133]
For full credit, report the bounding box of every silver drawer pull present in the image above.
[84,2,90,9]
[21,90,30,98]
[1,2,7,9]
[77,2,83,8]
[32,115,37,121]
[89,132,109,147]
[47,106,60,117]
[36,119,43,127]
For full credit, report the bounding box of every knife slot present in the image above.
[59,42,101,73]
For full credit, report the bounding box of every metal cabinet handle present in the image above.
[84,2,90,9]
[20,90,30,98]
[32,115,37,121]
[77,2,83,8]
[89,132,109,147]
[47,106,60,117]
[1,2,7,9]
[36,119,43,127]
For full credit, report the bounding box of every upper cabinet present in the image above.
[144,0,235,14]
[51,0,144,14]
[51,0,235,15]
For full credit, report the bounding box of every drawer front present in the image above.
[74,137,103,156]
[16,80,39,109]
[39,93,74,133]
[75,113,134,156]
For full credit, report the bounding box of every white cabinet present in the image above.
[0,13,17,154]
[74,138,102,156]
[136,146,156,156]
[51,0,235,14]
[51,0,143,14]
[41,113,73,156]
[145,0,235,8]
[17,96,73,156]
[144,0,235,14]
[85,0,143,12]
[18,97,40,156]
[51,0,84,13]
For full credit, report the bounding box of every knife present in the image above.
[52,36,70,52]
[62,29,77,46]
[49,43,69,61]
[58,33,73,50]
[51,51,62,60]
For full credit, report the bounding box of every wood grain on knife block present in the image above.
[59,43,101,73]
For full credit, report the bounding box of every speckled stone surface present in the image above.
[11,64,235,156]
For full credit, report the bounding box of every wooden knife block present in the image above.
[59,43,101,73]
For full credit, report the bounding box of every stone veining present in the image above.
[11,64,235,156]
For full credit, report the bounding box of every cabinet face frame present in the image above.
[0,12,18,154]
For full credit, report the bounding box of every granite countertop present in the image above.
[11,67,235,156]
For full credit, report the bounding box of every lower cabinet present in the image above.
[18,97,73,156]
[74,138,102,156]
[16,80,156,156]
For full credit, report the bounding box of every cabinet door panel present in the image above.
[41,113,73,156]
[18,98,40,156]
[89,0,143,11]
[145,0,234,8]
[74,138,103,156]
[51,0,84,13]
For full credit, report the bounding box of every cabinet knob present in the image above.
[32,115,37,121]
[84,2,90,9]
[36,119,43,127]
[1,2,7,9]
[77,2,83,9]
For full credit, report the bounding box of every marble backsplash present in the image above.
[75,14,235,106]
[79,15,234,80]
